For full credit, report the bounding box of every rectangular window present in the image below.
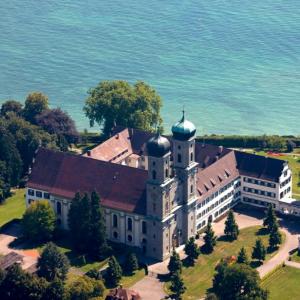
[44,193,50,199]
[28,189,34,196]
[36,191,42,198]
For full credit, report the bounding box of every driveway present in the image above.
[131,274,166,300]
[0,223,39,270]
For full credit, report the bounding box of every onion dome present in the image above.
[172,110,196,140]
[146,133,171,157]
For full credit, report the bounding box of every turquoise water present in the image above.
[0,0,299,134]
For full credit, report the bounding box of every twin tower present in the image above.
[144,112,199,260]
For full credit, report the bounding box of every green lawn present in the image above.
[262,266,300,300]
[167,226,284,300]
[290,251,300,263]
[0,189,26,228]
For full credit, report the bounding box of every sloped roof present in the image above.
[0,252,24,270]
[106,287,141,300]
[235,151,286,183]
[28,148,148,214]
[197,151,239,198]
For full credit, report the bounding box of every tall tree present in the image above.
[124,252,139,275]
[22,200,56,242]
[168,249,182,275]
[224,210,239,240]
[88,191,108,259]
[263,205,277,232]
[237,247,249,264]
[36,108,79,145]
[184,237,200,265]
[170,271,186,300]
[37,242,70,282]
[68,193,91,253]
[105,256,122,287]
[23,92,49,123]
[203,222,217,253]
[268,223,282,250]
[252,239,266,263]
[0,100,23,117]
[84,80,163,136]
[212,263,268,300]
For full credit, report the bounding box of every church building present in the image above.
[26,113,297,261]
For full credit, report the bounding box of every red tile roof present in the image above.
[28,148,148,214]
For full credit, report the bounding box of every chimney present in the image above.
[87,150,91,157]
[218,146,223,154]
[116,133,119,139]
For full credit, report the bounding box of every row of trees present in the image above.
[0,92,79,202]
[167,207,282,299]
[0,242,104,300]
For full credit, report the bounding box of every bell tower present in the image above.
[172,111,198,241]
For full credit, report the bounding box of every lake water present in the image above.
[0,0,299,134]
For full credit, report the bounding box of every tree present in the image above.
[263,205,277,232]
[0,126,22,187]
[268,223,282,250]
[184,237,200,265]
[287,140,296,153]
[37,242,70,282]
[203,221,217,253]
[105,256,122,287]
[68,275,104,300]
[68,193,91,253]
[3,115,57,175]
[23,92,49,123]
[170,271,186,300]
[124,252,139,275]
[224,210,239,241]
[252,239,266,263]
[43,278,66,300]
[84,80,163,136]
[168,249,182,275]
[88,191,109,259]
[22,200,56,242]
[36,108,79,145]
[0,263,47,300]
[212,263,268,300]
[237,247,249,264]
[1,100,23,117]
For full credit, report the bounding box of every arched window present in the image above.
[190,152,193,161]
[127,235,132,242]
[190,185,194,194]
[177,154,182,163]
[56,202,62,215]
[127,218,132,231]
[113,214,118,228]
[152,170,156,180]
[165,169,169,178]
[113,231,118,239]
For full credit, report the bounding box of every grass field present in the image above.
[290,251,300,263]
[167,226,284,299]
[0,189,26,228]
[262,266,300,300]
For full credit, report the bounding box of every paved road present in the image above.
[285,260,300,269]
[257,217,300,277]
[130,274,166,300]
